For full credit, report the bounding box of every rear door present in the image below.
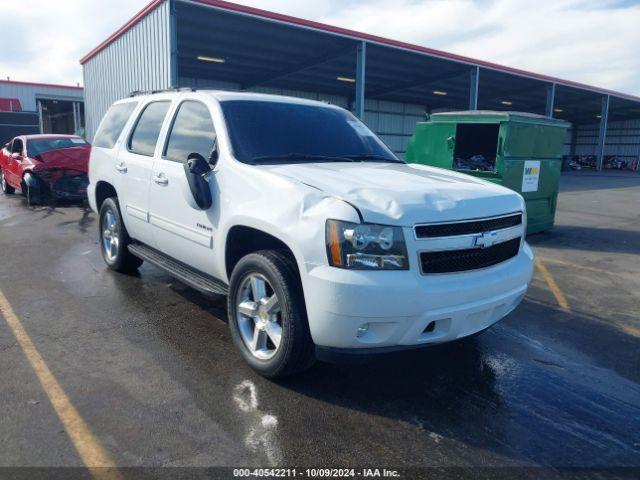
[148,99,219,274]
[116,100,172,246]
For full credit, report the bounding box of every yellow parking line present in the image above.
[536,256,609,275]
[535,258,571,311]
[0,289,121,480]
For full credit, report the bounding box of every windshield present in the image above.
[27,138,89,157]
[219,100,401,164]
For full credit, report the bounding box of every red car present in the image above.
[0,134,90,205]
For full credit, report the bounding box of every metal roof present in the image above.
[79,0,640,103]
[79,0,640,125]
[0,80,83,91]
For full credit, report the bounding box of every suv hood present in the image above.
[260,162,524,226]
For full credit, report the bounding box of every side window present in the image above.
[93,102,138,149]
[164,101,216,163]
[11,139,23,154]
[128,101,171,157]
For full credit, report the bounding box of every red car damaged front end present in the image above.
[29,145,90,200]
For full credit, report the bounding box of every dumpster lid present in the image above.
[429,110,570,126]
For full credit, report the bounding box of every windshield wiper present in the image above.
[338,154,404,163]
[249,153,357,164]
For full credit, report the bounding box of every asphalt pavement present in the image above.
[0,174,638,478]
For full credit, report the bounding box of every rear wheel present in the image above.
[228,250,315,378]
[99,197,143,272]
[0,169,15,194]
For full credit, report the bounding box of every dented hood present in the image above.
[261,162,524,226]
[32,147,90,173]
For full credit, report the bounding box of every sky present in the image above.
[1,0,639,95]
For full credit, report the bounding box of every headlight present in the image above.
[325,220,409,270]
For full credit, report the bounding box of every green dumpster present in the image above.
[406,111,570,234]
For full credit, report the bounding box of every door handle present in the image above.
[115,163,127,173]
[153,173,168,186]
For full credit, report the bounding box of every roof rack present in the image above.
[128,87,195,97]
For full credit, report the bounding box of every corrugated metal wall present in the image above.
[0,83,83,112]
[573,119,640,158]
[179,76,425,158]
[362,100,426,157]
[83,0,172,140]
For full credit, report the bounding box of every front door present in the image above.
[6,138,25,189]
[148,100,219,276]
[116,100,172,246]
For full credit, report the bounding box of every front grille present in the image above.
[420,237,520,274]
[53,173,89,195]
[415,214,522,238]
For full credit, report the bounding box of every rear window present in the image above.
[93,102,138,149]
[28,138,89,157]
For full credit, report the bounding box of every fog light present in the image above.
[356,323,370,338]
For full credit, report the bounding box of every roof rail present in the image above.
[128,87,195,97]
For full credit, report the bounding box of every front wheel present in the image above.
[227,250,315,378]
[0,169,15,194]
[99,197,143,273]
[22,173,42,206]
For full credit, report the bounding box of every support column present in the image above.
[546,83,556,117]
[596,95,610,171]
[168,0,178,87]
[469,66,479,110]
[355,41,367,119]
[569,125,577,155]
[37,100,44,134]
[72,102,79,134]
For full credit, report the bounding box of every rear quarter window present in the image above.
[93,102,138,149]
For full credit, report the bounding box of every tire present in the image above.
[228,250,315,378]
[99,197,143,273]
[22,173,42,206]
[1,169,15,194]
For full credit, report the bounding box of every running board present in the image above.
[128,243,229,297]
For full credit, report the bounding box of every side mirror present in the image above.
[187,152,211,175]
[184,153,213,210]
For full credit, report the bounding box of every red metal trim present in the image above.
[79,0,167,65]
[79,0,640,103]
[0,79,82,91]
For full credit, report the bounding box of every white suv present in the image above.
[88,89,534,377]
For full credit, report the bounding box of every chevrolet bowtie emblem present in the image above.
[474,231,498,249]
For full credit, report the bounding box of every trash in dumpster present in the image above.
[454,154,495,171]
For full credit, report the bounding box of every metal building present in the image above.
[0,80,85,144]
[80,0,640,169]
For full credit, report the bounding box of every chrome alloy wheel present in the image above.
[1,171,6,191]
[101,209,119,262]
[236,273,282,360]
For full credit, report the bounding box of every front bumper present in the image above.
[302,242,534,350]
[33,170,89,200]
